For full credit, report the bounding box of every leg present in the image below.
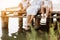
[41,6,44,14]
[25,15,35,30]
[29,15,35,24]
[41,6,45,18]
[46,7,50,17]
[27,15,31,25]
[24,15,31,30]
[49,8,52,16]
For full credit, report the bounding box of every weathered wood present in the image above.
[1,11,9,29]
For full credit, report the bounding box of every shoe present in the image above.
[40,16,47,25]
[41,14,44,17]
[23,25,31,31]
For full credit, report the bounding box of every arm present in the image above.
[49,1,53,13]
[50,1,53,10]
[18,3,23,9]
[20,1,30,12]
[41,0,44,14]
[49,1,53,16]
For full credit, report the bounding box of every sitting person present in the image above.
[5,0,30,30]
[24,0,41,30]
[18,0,30,13]
[40,0,53,24]
[6,0,30,14]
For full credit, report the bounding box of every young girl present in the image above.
[41,0,52,17]
[24,0,41,30]
[18,0,30,30]
[5,0,30,30]
[40,0,52,24]
[18,0,30,12]
[6,0,29,13]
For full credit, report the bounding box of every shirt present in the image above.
[30,0,41,6]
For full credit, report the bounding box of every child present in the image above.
[40,0,52,24]
[24,0,41,30]
[6,0,29,13]
[6,0,30,30]
[41,0,52,17]
[18,0,30,29]
[19,0,30,12]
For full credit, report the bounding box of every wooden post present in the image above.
[18,12,23,32]
[34,15,40,29]
[57,13,60,22]
[1,11,8,29]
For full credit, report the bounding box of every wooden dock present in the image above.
[1,9,60,31]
